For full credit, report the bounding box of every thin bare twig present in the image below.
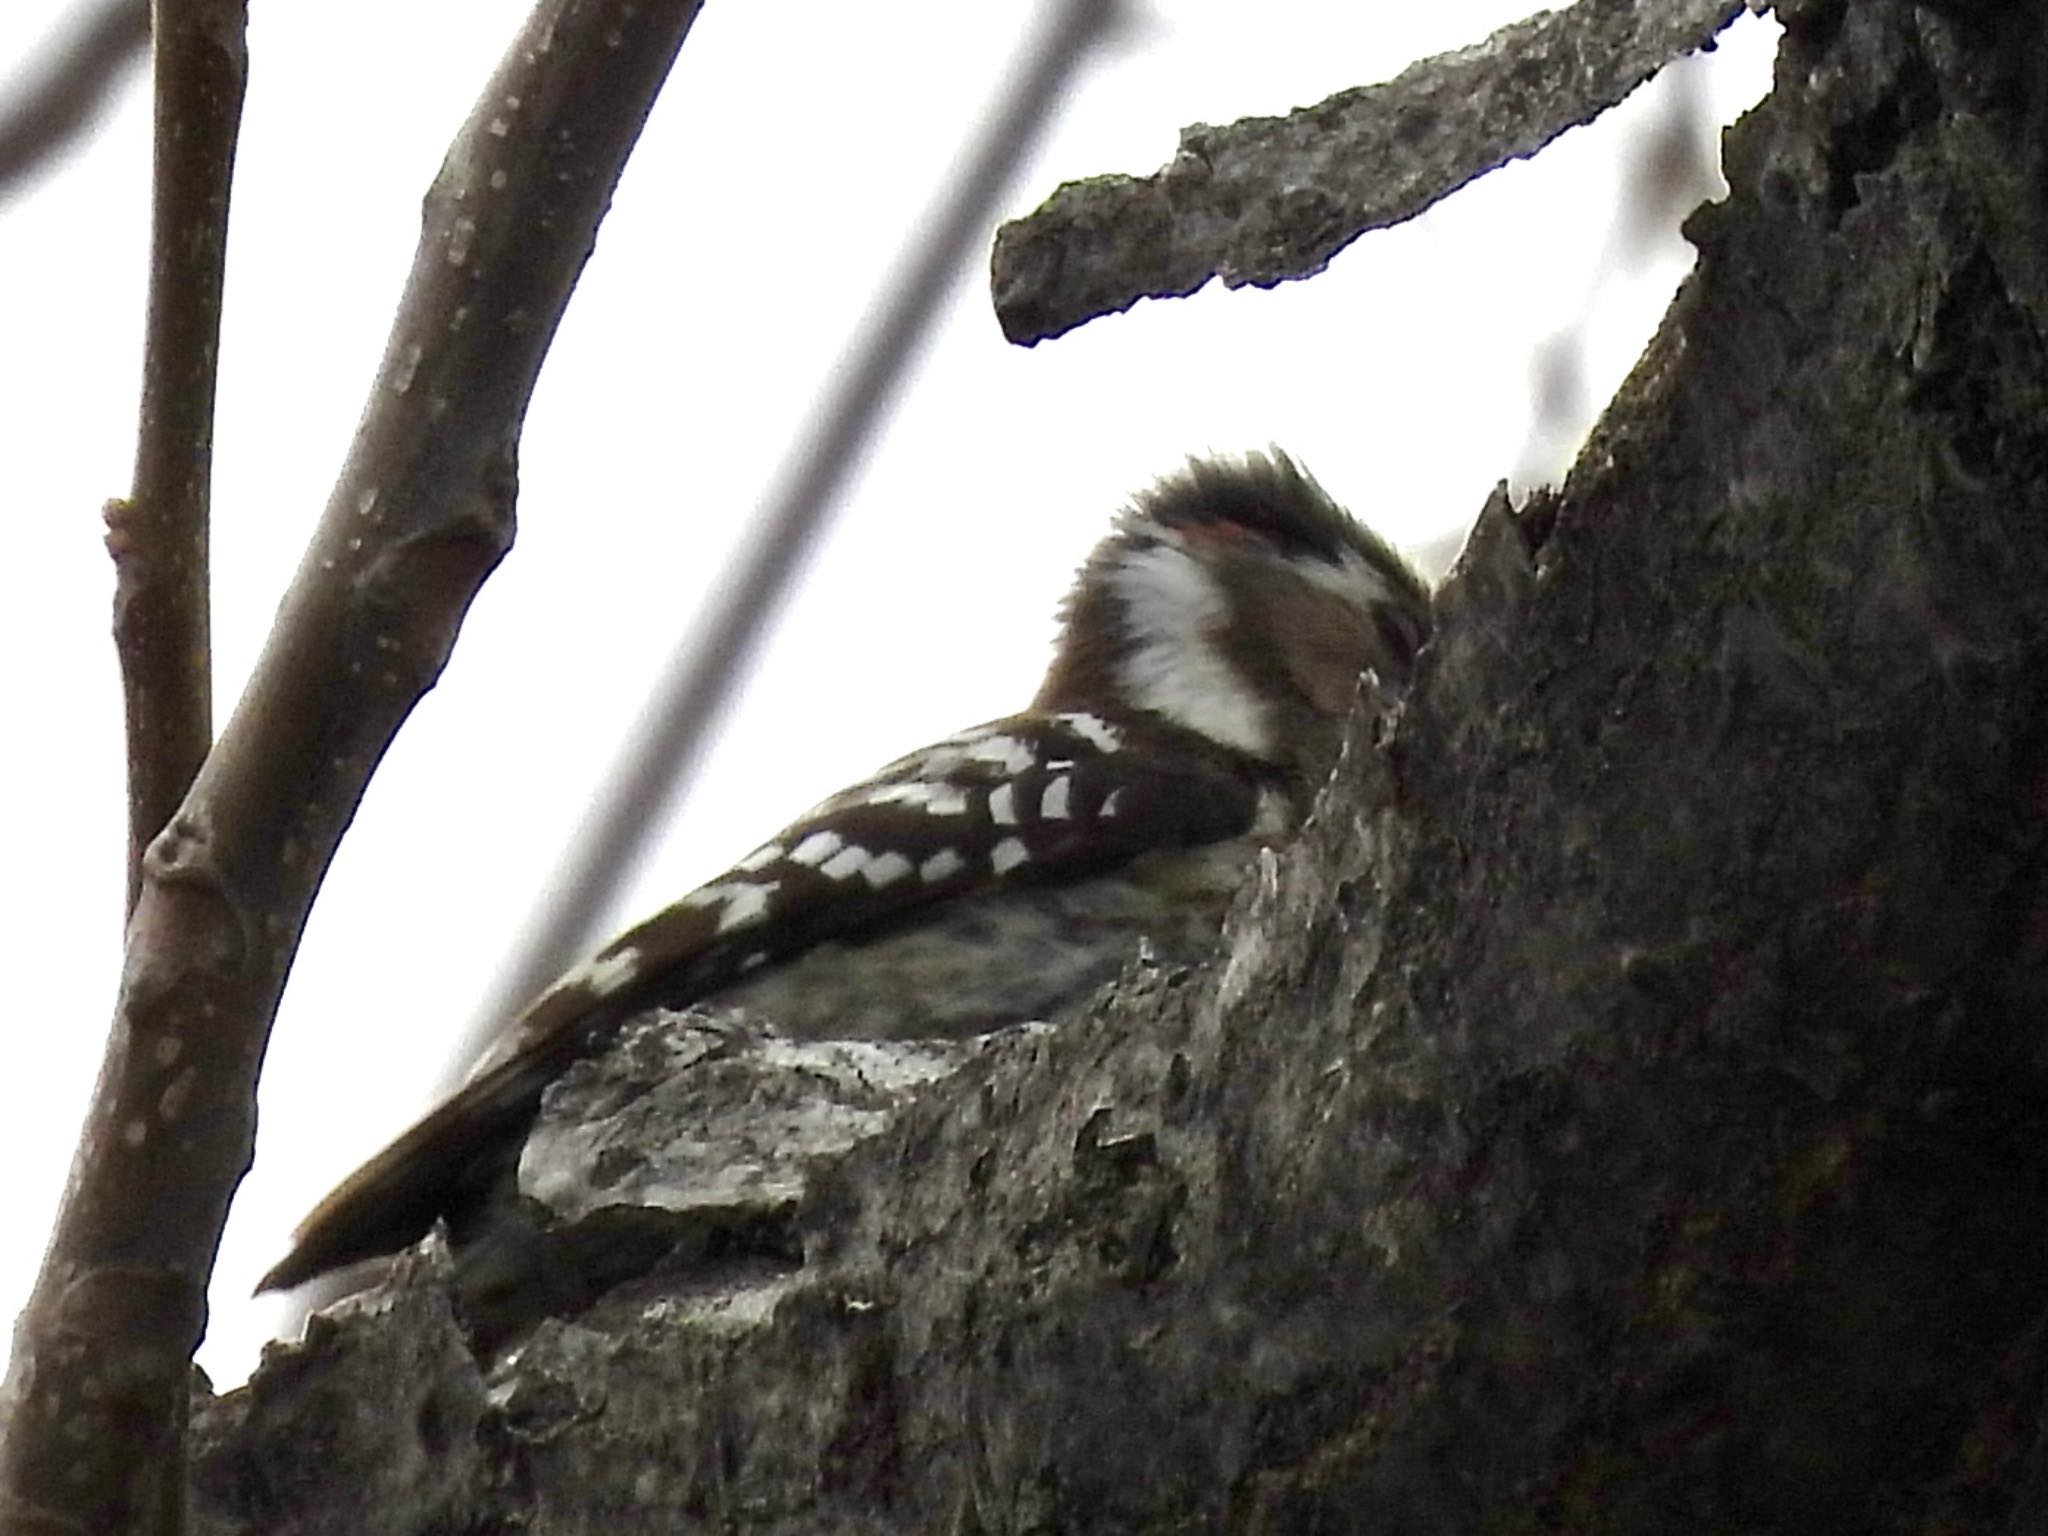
[991,0,1747,344]
[105,0,244,917]
[1513,44,1724,488]
[0,2,704,1530]
[460,0,1123,1069]
[0,0,149,200]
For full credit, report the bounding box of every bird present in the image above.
[258,450,1432,1298]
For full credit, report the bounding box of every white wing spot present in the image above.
[966,734,1034,773]
[859,740,967,788]
[1100,787,1126,819]
[821,843,871,881]
[1040,775,1073,821]
[920,848,967,883]
[735,842,784,873]
[989,783,1019,826]
[991,837,1030,875]
[572,945,641,997]
[861,850,913,889]
[740,950,770,974]
[790,830,846,867]
[1061,712,1123,752]
[863,780,970,816]
[714,881,776,934]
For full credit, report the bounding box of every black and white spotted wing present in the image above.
[259,708,1263,1292]
[544,707,1265,1033]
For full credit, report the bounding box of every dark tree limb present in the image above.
[182,3,2048,1530]
[0,1,704,1531]
[106,0,245,918]
[0,0,149,200]
[991,0,1750,344]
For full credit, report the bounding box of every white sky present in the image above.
[0,2,1779,1389]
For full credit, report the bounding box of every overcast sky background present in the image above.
[1,2,1779,1387]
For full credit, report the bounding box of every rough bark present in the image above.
[990,0,1751,344]
[187,2,2048,1531]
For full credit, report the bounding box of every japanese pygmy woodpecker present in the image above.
[260,451,1432,1296]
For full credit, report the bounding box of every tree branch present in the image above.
[991,0,1748,344]
[105,0,244,919]
[0,0,149,200]
[0,1,704,1530]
